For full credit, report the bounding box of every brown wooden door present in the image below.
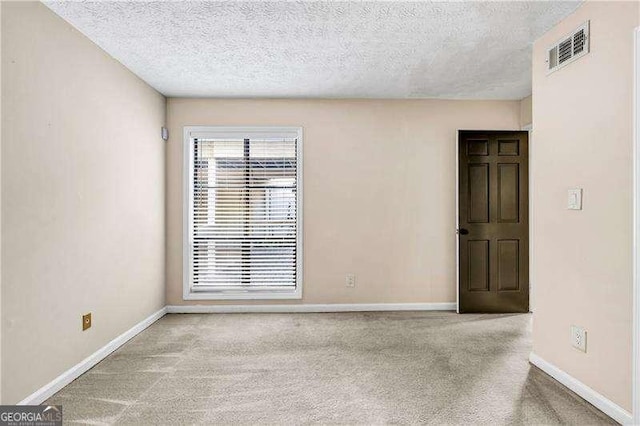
[458,131,529,313]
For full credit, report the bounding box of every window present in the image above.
[183,127,302,299]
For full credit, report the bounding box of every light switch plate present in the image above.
[568,188,583,210]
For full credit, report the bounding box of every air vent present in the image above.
[547,21,589,74]
[573,27,586,54]
[558,38,573,64]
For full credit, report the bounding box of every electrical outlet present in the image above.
[82,313,92,331]
[568,188,583,210]
[570,325,586,352]
[346,274,356,288]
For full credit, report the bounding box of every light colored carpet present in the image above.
[47,312,614,425]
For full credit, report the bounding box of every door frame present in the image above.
[455,128,533,314]
[632,24,640,426]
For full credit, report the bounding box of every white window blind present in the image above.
[184,127,302,299]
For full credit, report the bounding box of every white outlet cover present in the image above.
[568,188,583,210]
[346,274,356,288]
[570,325,587,352]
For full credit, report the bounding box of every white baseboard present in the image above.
[166,302,456,314]
[529,352,632,425]
[18,307,167,405]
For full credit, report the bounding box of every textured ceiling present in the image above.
[44,1,581,99]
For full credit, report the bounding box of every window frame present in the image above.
[183,126,303,300]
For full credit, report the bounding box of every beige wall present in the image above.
[167,98,520,305]
[1,2,166,404]
[531,1,639,411]
[519,95,532,128]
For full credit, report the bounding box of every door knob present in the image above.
[458,228,469,235]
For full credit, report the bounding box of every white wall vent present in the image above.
[547,21,590,74]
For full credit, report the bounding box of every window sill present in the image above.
[183,289,302,301]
